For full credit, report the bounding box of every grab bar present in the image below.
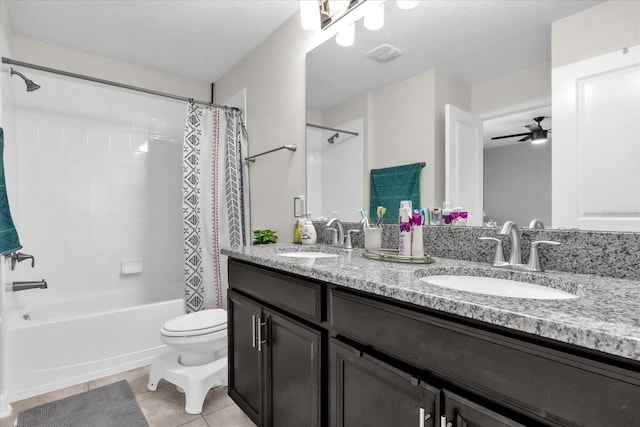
[6,280,48,292]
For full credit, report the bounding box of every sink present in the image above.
[420,275,578,300]
[277,252,339,259]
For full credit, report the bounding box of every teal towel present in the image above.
[0,128,21,255]
[370,162,424,224]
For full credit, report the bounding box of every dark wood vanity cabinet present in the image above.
[228,260,324,427]
[330,338,440,427]
[330,288,640,427]
[228,259,640,427]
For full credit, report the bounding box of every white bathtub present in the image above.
[4,286,184,403]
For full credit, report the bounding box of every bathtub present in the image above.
[3,286,184,403]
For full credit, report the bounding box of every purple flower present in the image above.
[400,221,411,232]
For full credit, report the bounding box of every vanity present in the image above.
[223,242,640,427]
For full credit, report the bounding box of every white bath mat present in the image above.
[16,380,148,427]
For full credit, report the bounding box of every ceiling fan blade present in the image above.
[518,134,532,142]
[490,132,531,140]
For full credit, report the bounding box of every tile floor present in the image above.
[0,365,255,427]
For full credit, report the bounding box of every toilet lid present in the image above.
[162,309,227,336]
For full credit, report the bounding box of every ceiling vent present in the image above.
[366,43,403,63]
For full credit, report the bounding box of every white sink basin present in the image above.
[420,275,578,300]
[277,252,339,259]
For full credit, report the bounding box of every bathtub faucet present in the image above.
[10,252,35,270]
[10,280,47,292]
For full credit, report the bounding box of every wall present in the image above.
[215,15,313,242]
[470,62,551,117]
[484,142,552,226]
[552,1,640,68]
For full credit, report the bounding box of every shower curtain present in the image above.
[183,104,251,312]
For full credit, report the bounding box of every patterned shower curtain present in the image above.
[182,103,251,313]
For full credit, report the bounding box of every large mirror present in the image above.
[305,0,601,227]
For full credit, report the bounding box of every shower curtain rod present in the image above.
[306,123,359,136]
[2,57,238,111]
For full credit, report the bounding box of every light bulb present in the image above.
[330,0,350,14]
[336,22,355,47]
[396,0,419,10]
[299,0,320,30]
[364,3,384,30]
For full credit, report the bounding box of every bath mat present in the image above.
[16,380,148,427]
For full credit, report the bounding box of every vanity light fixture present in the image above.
[364,2,384,30]
[396,0,419,9]
[301,1,406,47]
[300,0,321,30]
[336,21,356,46]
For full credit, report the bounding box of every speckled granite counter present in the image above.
[222,243,640,362]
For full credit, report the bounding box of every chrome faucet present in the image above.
[326,218,344,247]
[500,220,522,266]
[10,280,48,292]
[479,220,560,272]
[529,218,545,229]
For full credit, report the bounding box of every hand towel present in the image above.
[370,162,424,224]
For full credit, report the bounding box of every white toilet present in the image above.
[148,309,228,414]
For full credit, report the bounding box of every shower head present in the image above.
[10,68,40,92]
[328,133,339,144]
[284,144,297,152]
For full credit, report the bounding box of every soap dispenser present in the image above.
[301,213,317,245]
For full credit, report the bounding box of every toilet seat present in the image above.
[161,309,227,337]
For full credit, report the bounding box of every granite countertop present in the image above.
[221,243,640,362]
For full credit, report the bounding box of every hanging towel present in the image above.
[370,162,425,224]
[0,128,22,255]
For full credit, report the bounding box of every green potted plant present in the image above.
[253,229,278,245]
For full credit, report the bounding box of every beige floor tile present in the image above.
[202,404,256,427]
[88,365,151,395]
[136,385,201,427]
[201,386,235,416]
[176,417,209,427]
[88,366,149,394]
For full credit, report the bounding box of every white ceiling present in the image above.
[4,0,299,83]
[4,0,597,147]
[306,0,601,111]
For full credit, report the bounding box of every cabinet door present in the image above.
[443,390,524,427]
[330,338,439,427]
[228,290,263,425]
[264,309,323,427]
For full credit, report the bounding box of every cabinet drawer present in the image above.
[331,288,640,426]
[229,259,323,323]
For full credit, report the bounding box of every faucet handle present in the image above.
[528,240,561,272]
[478,237,506,266]
[345,229,360,249]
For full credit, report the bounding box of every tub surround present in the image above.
[221,243,640,363]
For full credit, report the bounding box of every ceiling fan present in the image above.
[491,116,551,144]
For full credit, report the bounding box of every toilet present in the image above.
[147,309,228,414]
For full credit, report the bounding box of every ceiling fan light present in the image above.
[300,0,321,30]
[336,22,355,47]
[364,3,384,30]
[531,129,548,144]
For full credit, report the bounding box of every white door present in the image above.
[552,45,640,231]
[445,104,484,226]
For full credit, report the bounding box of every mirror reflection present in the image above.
[305,0,599,228]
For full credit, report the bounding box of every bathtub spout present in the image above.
[9,280,47,292]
